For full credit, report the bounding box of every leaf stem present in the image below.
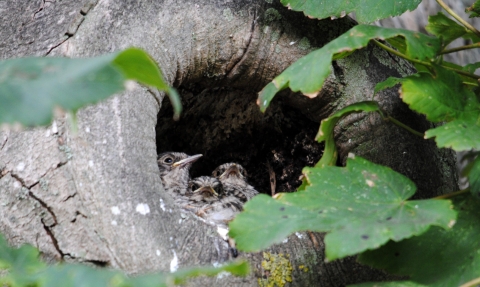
[434,188,470,199]
[459,276,480,287]
[373,40,425,66]
[440,43,480,55]
[445,66,480,79]
[464,81,479,87]
[444,65,479,79]
[373,40,480,80]
[376,110,424,138]
[436,0,480,38]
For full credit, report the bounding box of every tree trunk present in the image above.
[0,0,458,286]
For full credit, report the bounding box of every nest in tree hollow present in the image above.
[156,84,324,194]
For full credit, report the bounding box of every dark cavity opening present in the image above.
[156,84,324,194]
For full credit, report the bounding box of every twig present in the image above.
[464,81,479,87]
[385,116,424,138]
[307,231,320,250]
[373,40,480,80]
[373,40,426,66]
[440,43,480,55]
[376,109,424,138]
[266,161,276,196]
[434,188,470,199]
[436,0,480,38]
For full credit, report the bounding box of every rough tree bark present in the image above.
[0,0,458,286]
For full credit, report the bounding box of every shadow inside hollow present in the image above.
[156,84,324,194]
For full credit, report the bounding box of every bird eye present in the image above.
[163,157,174,164]
[190,183,199,191]
[240,167,247,177]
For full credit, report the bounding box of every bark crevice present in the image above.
[32,0,54,22]
[10,172,33,189]
[225,9,257,80]
[0,134,8,151]
[45,0,99,56]
[40,218,64,259]
[28,190,58,226]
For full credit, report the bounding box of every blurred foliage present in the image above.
[0,235,249,287]
[235,0,480,286]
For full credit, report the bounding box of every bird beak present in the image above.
[194,186,218,196]
[220,164,241,178]
[172,154,202,168]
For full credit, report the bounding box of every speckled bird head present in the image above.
[188,176,224,202]
[212,162,248,186]
[157,152,202,194]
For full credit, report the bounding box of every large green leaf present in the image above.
[0,234,249,287]
[229,156,456,261]
[377,65,479,123]
[374,76,402,94]
[0,236,45,286]
[315,101,380,167]
[463,30,480,44]
[424,111,480,151]
[258,25,441,111]
[463,61,480,74]
[0,48,181,126]
[425,12,467,46]
[257,82,282,113]
[358,194,480,287]
[30,261,249,287]
[280,0,422,24]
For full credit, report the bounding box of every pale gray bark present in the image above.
[0,0,457,286]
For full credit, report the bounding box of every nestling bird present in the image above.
[212,163,259,202]
[185,176,243,225]
[185,176,243,257]
[157,152,202,203]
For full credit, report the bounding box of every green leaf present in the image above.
[113,48,168,90]
[466,0,480,18]
[386,36,407,55]
[0,234,248,286]
[399,65,479,122]
[229,156,456,261]
[280,0,422,24]
[31,265,126,287]
[258,25,441,111]
[425,12,467,46]
[468,156,480,198]
[463,61,480,74]
[0,234,48,286]
[258,82,283,113]
[374,77,403,94]
[439,61,480,86]
[112,48,182,120]
[424,111,480,151]
[0,54,121,126]
[0,48,181,126]
[158,261,250,286]
[358,194,480,286]
[315,101,380,167]
[39,261,248,287]
[463,30,480,43]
